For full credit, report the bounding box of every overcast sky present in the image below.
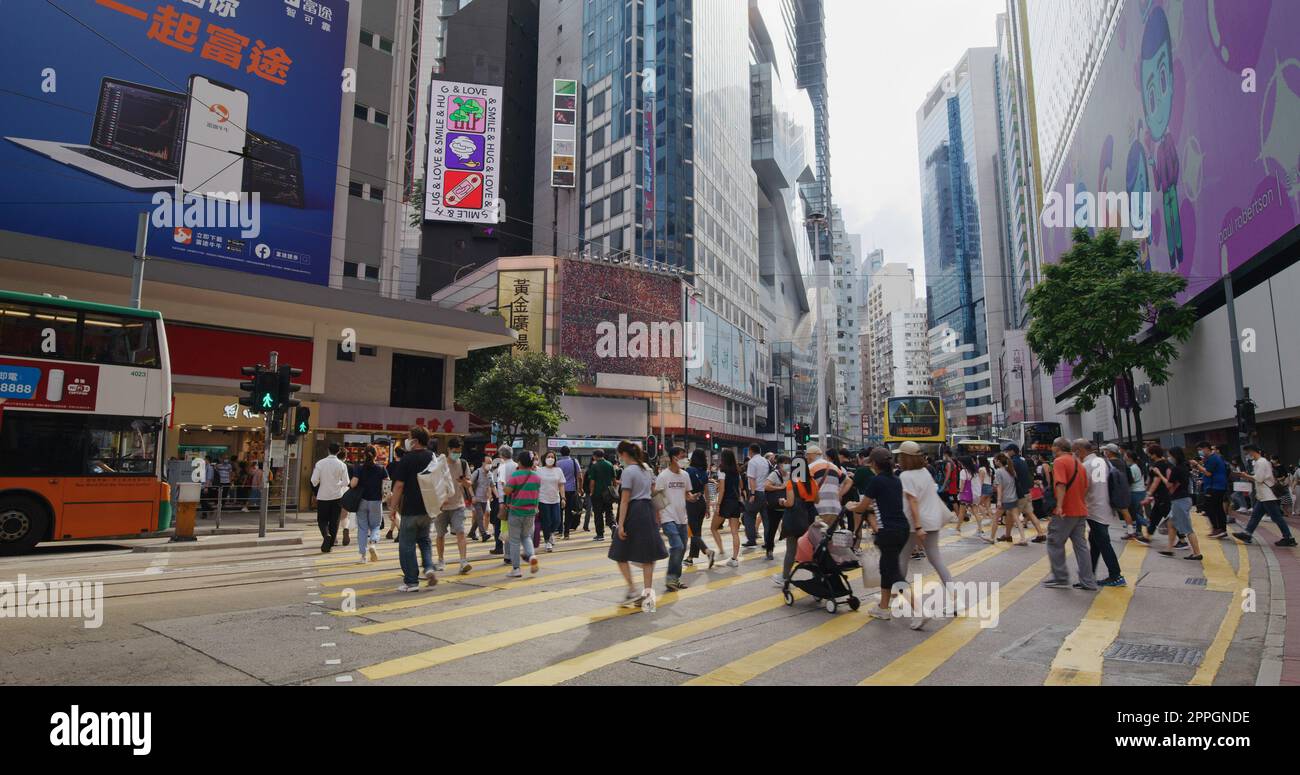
[825,0,1006,286]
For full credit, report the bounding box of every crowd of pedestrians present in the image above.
[303,429,1298,617]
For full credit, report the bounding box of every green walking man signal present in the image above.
[239,364,304,415]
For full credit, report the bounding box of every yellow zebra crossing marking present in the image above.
[859,556,1051,685]
[1190,536,1250,686]
[684,536,991,686]
[1044,538,1147,685]
[358,563,782,681]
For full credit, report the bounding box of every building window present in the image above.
[590,199,604,224]
[373,109,389,127]
[364,264,380,281]
[390,353,444,410]
[336,341,355,362]
[348,181,364,198]
[609,191,624,216]
[611,153,624,177]
[591,162,605,188]
[353,103,369,121]
[343,260,359,277]
[369,186,384,202]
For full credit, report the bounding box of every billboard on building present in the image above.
[558,258,682,386]
[1043,0,1300,395]
[551,79,578,188]
[0,0,349,285]
[424,79,502,223]
[497,269,547,355]
[685,296,761,398]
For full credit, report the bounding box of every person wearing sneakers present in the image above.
[492,447,518,558]
[1083,441,1125,587]
[503,451,542,578]
[1007,444,1046,543]
[654,447,695,592]
[1233,444,1297,547]
[432,437,474,576]
[388,427,437,592]
[349,446,388,564]
[856,447,908,621]
[537,451,567,552]
[894,442,955,629]
[610,441,668,611]
[1160,447,1202,560]
[684,449,717,569]
[1044,438,1097,591]
[711,449,746,567]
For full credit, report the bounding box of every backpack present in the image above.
[1106,461,1130,511]
[416,453,459,515]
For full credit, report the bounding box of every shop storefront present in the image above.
[310,402,470,473]
[170,392,318,508]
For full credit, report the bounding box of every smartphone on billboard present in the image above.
[179,75,248,200]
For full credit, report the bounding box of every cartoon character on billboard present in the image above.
[1125,140,1153,271]
[1140,4,1185,269]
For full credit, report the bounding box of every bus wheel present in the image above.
[0,496,47,555]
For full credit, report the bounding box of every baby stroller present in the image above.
[782,514,861,613]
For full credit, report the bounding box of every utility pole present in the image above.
[130,212,148,309]
[260,350,278,538]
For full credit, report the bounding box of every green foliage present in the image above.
[456,350,583,446]
[408,177,424,228]
[1025,228,1196,414]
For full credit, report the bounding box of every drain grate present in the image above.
[1185,577,1207,586]
[1104,641,1205,666]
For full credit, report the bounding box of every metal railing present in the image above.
[192,482,301,529]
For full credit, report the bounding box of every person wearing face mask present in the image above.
[537,451,567,551]
[610,440,668,611]
[654,447,696,591]
[432,437,474,575]
[762,455,790,578]
[1192,441,1230,538]
[684,449,717,568]
[1232,445,1297,546]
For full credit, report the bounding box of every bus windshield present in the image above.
[884,395,945,442]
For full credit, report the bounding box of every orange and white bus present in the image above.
[0,290,171,554]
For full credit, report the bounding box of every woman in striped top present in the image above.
[503,451,542,578]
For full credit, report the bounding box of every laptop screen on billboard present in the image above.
[90,79,185,176]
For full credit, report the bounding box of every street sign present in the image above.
[484,442,499,458]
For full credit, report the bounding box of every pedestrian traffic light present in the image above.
[277,365,303,411]
[293,406,311,436]
[238,365,276,414]
[794,422,810,445]
[1236,394,1256,438]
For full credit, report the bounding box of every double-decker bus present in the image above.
[1007,421,1063,455]
[882,395,947,452]
[0,290,171,554]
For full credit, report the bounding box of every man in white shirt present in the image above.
[310,442,351,553]
[1233,444,1296,546]
[1082,441,1124,587]
[489,447,517,558]
[655,447,696,591]
[743,443,769,550]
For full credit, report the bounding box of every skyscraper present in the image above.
[916,47,1007,437]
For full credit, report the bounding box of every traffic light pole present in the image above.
[260,350,278,538]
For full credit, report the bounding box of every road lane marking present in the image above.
[1044,538,1147,685]
[860,555,1051,685]
[1190,536,1250,686]
[318,547,609,588]
[358,563,782,681]
[686,539,1003,686]
[341,568,611,620]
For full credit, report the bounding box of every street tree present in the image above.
[1025,227,1196,445]
[457,350,583,447]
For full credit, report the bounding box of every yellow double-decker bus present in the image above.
[882,395,947,446]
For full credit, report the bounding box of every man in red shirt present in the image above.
[1044,438,1098,590]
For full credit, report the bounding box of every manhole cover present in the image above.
[1104,641,1204,666]
[1185,577,1207,586]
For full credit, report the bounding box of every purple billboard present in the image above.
[1046,0,1300,395]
